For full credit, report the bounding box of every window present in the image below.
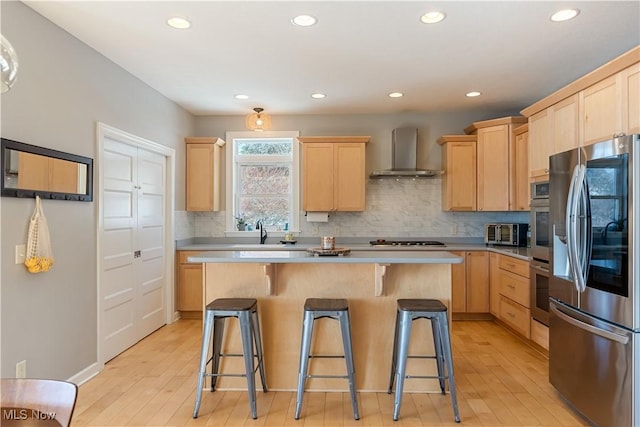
[226,131,299,233]
[586,154,627,229]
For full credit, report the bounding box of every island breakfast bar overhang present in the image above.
[187,250,463,392]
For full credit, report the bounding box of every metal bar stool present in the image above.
[388,298,460,423]
[193,298,267,420]
[294,298,360,420]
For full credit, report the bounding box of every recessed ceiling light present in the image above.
[388,92,404,98]
[311,93,326,99]
[235,94,249,100]
[466,91,481,98]
[292,15,317,27]
[420,11,446,24]
[550,9,580,22]
[167,16,191,29]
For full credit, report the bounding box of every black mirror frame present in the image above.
[1,137,94,202]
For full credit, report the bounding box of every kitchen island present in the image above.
[188,250,462,392]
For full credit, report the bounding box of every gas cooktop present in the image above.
[369,239,446,246]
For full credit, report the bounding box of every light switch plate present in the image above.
[15,244,26,264]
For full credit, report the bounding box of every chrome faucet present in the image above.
[256,220,268,244]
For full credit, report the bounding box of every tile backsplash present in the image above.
[175,178,529,240]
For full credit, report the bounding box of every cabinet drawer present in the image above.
[498,255,529,278]
[499,296,530,338]
[498,269,530,307]
[531,318,549,350]
[178,251,202,264]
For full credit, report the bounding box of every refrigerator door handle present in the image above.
[574,165,588,292]
[550,304,629,345]
[566,164,582,293]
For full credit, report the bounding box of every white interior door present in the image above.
[101,137,167,362]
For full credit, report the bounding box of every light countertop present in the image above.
[187,249,464,264]
[178,240,530,262]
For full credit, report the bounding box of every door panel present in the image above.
[101,139,166,363]
[102,138,137,362]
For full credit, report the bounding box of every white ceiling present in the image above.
[24,1,640,117]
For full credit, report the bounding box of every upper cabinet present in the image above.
[621,63,640,135]
[298,136,369,212]
[437,135,477,211]
[185,137,226,211]
[522,46,640,182]
[465,116,527,211]
[581,73,621,146]
[513,124,530,211]
[438,116,527,212]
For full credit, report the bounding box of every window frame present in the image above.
[225,130,300,236]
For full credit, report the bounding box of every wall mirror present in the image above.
[1,137,93,201]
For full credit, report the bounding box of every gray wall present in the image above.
[0,2,194,379]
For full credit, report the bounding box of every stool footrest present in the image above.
[307,374,350,380]
[309,354,345,359]
[405,374,449,380]
[205,372,248,379]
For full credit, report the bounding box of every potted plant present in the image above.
[234,214,247,231]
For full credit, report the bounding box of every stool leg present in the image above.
[388,309,401,394]
[193,310,214,418]
[239,311,258,419]
[339,310,360,420]
[393,311,412,421]
[438,312,460,423]
[211,317,225,391]
[431,316,446,394]
[294,310,314,420]
[251,308,268,392]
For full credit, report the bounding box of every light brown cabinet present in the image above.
[621,63,640,134]
[581,73,621,146]
[513,124,529,211]
[464,116,528,211]
[494,254,530,338]
[451,251,489,313]
[489,252,501,317]
[437,135,477,211]
[176,251,203,318]
[528,108,552,181]
[552,94,580,154]
[523,46,640,183]
[185,137,225,212]
[298,136,369,212]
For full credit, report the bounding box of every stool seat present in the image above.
[207,298,257,311]
[397,298,447,312]
[295,298,359,420]
[193,297,266,420]
[304,298,348,311]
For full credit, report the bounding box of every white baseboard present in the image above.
[173,311,181,322]
[67,362,101,386]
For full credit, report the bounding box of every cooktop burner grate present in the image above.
[369,239,445,246]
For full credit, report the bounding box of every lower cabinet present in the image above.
[451,251,489,314]
[491,253,531,338]
[176,251,203,318]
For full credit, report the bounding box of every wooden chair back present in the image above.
[1,378,78,427]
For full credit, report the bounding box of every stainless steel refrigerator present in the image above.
[549,134,639,427]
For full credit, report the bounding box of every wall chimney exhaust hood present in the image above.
[369,128,442,178]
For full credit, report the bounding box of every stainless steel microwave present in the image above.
[484,223,529,246]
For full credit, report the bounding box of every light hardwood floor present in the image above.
[72,319,588,426]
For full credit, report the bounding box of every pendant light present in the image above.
[246,107,272,132]
[0,34,19,93]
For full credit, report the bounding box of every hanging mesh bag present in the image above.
[24,196,54,273]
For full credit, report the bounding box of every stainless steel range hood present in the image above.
[369,128,442,178]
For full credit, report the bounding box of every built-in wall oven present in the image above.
[530,181,550,325]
